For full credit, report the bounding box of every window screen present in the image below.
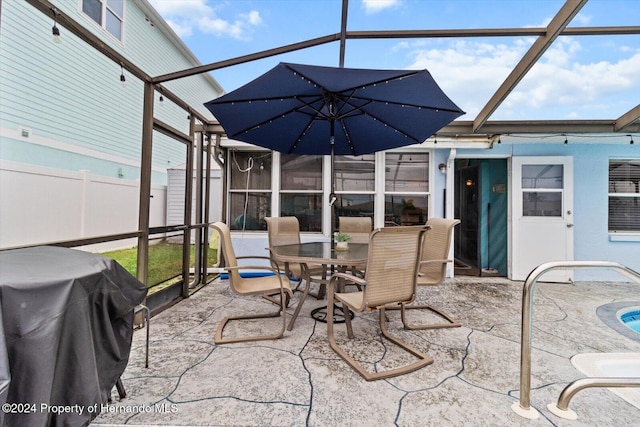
[608,160,640,232]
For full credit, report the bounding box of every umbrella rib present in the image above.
[221,94,324,137]
[285,63,421,95]
[337,120,357,155]
[338,70,421,93]
[358,109,422,143]
[334,90,368,120]
[289,117,318,154]
[346,95,464,114]
[294,94,331,120]
[208,95,302,105]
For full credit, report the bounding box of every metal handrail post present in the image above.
[547,377,640,419]
[511,260,640,419]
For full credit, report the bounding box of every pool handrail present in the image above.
[511,260,640,419]
[547,377,640,419]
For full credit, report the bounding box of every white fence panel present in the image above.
[0,161,167,252]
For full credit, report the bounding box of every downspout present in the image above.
[445,148,457,277]
[212,134,227,225]
[212,134,227,268]
[445,148,456,219]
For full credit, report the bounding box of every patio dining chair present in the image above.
[265,216,330,330]
[327,225,433,381]
[399,217,461,330]
[211,221,293,344]
[338,216,372,244]
[338,216,372,279]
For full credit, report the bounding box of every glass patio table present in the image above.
[269,242,368,323]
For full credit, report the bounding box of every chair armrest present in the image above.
[419,258,453,267]
[236,255,272,261]
[224,265,283,275]
[329,271,367,288]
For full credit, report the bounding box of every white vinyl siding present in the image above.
[1,1,222,184]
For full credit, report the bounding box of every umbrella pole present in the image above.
[330,135,336,252]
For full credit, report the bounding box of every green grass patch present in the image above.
[101,241,218,289]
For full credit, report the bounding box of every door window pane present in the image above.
[228,151,271,231]
[522,192,562,217]
[385,195,428,226]
[229,193,270,231]
[385,153,429,192]
[522,165,563,189]
[334,154,375,192]
[334,194,374,229]
[384,152,430,226]
[281,194,323,232]
[229,152,271,190]
[281,155,322,190]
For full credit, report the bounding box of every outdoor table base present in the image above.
[311,304,354,323]
[269,242,368,326]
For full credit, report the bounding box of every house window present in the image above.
[228,151,271,230]
[384,153,429,226]
[608,160,640,232]
[280,154,323,232]
[334,154,375,227]
[82,0,125,40]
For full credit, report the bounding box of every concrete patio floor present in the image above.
[93,276,640,426]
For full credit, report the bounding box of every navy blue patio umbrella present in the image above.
[205,62,464,156]
[204,62,464,234]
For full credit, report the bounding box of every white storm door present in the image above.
[510,156,574,282]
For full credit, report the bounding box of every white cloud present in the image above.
[244,10,262,26]
[573,12,592,25]
[361,0,402,14]
[507,39,640,113]
[406,40,528,118]
[404,37,640,120]
[149,0,212,17]
[149,0,261,40]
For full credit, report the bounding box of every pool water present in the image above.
[621,310,640,333]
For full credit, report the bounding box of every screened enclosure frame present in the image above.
[19,0,640,313]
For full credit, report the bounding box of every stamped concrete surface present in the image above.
[92,276,640,426]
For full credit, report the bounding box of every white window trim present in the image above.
[381,151,433,228]
[79,0,126,43]
[608,158,640,235]
[228,148,434,235]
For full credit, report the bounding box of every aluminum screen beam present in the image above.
[473,0,589,132]
[615,105,640,131]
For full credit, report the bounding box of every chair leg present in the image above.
[286,266,312,331]
[115,378,126,399]
[399,304,461,330]
[215,288,288,344]
[327,293,433,381]
[262,289,291,308]
[134,304,150,368]
[305,266,328,300]
[262,275,292,307]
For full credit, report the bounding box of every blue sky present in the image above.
[149,0,640,122]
